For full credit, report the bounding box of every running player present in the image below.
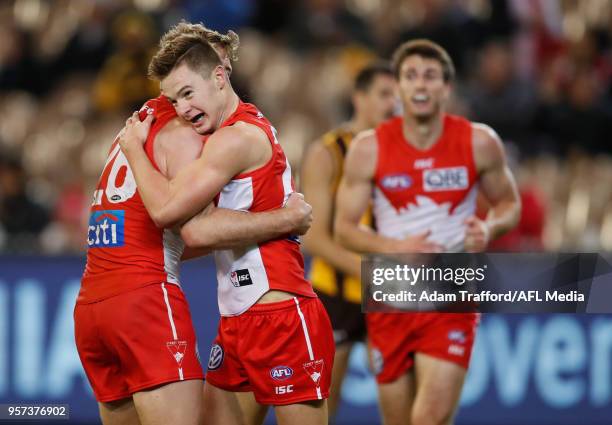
[75,24,312,425]
[335,39,521,425]
[120,25,334,425]
[301,62,397,418]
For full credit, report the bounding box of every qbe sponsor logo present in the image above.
[230,269,253,287]
[423,166,468,192]
[88,210,125,248]
[207,344,224,371]
[270,365,293,381]
[381,173,412,191]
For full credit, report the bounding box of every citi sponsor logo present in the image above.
[423,166,468,192]
[381,174,412,191]
[88,210,125,248]
[414,158,434,169]
[270,366,293,381]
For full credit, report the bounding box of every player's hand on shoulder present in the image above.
[284,192,313,235]
[463,216,490,252]
[392,230,443,253]
[119,110,153,154]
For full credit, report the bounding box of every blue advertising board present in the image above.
[0,256,610,424]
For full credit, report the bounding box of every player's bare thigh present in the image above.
[132,379,204,425]
[377,371,415,425]
[204,382,253,425]
[235,390,268,425]
[275,400,328,425]
[99,399,141,425]
[327,342,353,416]
[411,353,467,425]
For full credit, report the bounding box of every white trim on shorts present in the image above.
[161,283,184,381]
[294,297,322,400]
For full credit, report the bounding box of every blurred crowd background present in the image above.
[0,0,611,255]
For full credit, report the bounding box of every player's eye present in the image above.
[424,71,441,81]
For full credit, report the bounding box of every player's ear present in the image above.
[442,81,452,101]
[213,65,227,89]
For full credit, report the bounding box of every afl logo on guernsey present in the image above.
[88,210,125,248]
[381,174,412,191]
[423,166,468,192]
[270,366,293,381]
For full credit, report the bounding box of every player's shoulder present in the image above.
[471,122,503,151]
[346,129,378,163]
[470,122,505,168]
[376,115,402,132]
[206,121,268,155]
[139,95,174,121]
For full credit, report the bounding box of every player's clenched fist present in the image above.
[464,216,490,252]
[119,110,154,154]
[284,192,313,235]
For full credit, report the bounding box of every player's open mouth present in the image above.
[411,94,430,104]
[191,113,205,124]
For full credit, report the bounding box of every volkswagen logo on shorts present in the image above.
[207,344,224,371]
[270,365,293,381]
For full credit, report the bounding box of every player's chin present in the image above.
[192,122,213,135]
[411,109,435,121]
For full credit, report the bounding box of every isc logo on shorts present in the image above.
[270,366,293,381]
[88,210,125,248]
[230,269,253,287]
[423,167,468,192]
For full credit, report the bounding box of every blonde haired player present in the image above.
[76,23,312,425]
[120,22,334,425]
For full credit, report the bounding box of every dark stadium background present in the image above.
[1,0,611,424]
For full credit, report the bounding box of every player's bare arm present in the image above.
[335,131,441,254]
[120,113,271,228]
[302,140,362,278]
[465,123,521,252]
[181,192,312,250]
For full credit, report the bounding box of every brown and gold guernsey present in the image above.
[308,127,372,304]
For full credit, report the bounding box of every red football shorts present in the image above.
[205,296,335,405]
[74,282,204,402]
[366,312,479,384]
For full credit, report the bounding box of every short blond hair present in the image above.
[148,21,239,80]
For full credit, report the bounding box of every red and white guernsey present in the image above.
[79,96,183,304]
[212,102,316,316]
[373,114,479,252]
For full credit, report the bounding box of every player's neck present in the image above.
[217,91,241,128]
[402,112,444,150]
[347,116,371,135]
